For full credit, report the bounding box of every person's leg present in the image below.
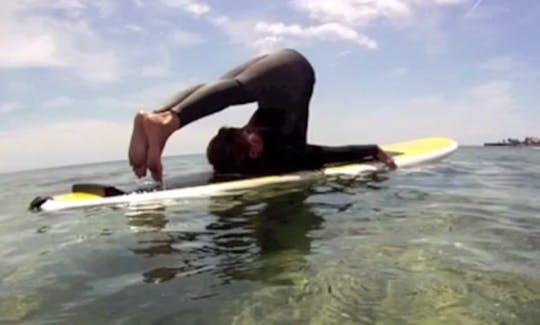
[219,54,269,80]
[142,53,268,118]
[236,49,314,103]
[158,49,314,129]
[167,79,254,127]
[129,53,272,181]
[130,82,205,178]
[157,55,278,125]
[128,110,181,181]
[153,54,268,114]
[153,83,205,113]
[131,79,252,181]
[238,49,315,144]
[152,54,269,115]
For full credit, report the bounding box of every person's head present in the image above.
[206,126,264,173]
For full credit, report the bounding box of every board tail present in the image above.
[28,183,125,211]
[29,196,52,211]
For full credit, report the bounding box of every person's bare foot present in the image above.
[134,111,180,182]
[128,112,149,178]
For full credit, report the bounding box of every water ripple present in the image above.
[2,148,540,324]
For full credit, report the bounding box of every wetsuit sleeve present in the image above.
[304,144,380,166]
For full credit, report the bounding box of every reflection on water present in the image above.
[1,149,540,324]
[127,182,326,286]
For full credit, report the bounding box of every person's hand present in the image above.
[376,147,397,170]
[128,111,180,182]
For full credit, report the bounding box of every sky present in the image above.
[0,0,539,172]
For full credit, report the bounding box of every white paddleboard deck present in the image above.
[31,137,458,212]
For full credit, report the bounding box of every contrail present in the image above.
[464,0,485,18]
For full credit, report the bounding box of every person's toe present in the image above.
[133,166,147,178]
[128,112,149,174]
[146,144,163,182]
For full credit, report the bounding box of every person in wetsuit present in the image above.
[128,48,396,182]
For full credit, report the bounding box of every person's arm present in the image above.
[305,144,397,169]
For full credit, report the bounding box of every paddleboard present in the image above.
[29,137,458,212]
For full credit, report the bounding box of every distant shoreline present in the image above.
[484,143,540,147]
[484,137,540,147]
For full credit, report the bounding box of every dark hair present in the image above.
[207,127,316,175]
[206,127,251,173]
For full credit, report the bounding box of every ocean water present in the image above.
[1,147,539,324]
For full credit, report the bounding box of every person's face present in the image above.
[240,127,264,159]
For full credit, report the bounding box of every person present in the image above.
[129,48,396,182]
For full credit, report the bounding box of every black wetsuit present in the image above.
[156,49,379,172]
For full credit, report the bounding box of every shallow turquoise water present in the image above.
[1,147,540,324]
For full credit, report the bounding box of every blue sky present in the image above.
[0,0,539,172]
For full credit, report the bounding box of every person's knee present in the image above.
[282,48,316,81]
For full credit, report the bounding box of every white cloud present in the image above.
[20,0,86,12]
[2,81,32,92]
[213,0,470,54]
[290,0,471,26]
[436,0,469,4]
[210,15,230,26]
[409,13,448,55]
[461,0,509,20]
[466,80,512,109]
[129,29,203,79]
[124,24,144,33]
[0,77,257,172]
[171,30,205,46]
[0,120,132,172]
[388,67,410,77]
[0,78,530,172]
[159,0,210,16]
[0,34,64,68]
[93,80,195,111]
[92,0,117,17]
[256,22,377,50]
[42,96,75,109]
[215,19,377,53]
[0,102,23,114]
[288,0,473,55]
[185,3,210,16]
[140,65,170,78]
[291,0,413,26]
[309,80,522,146]
[71,50,121,82]
[0,1,123,82]
[337,50,353,58]
[136,43,173,79]
[478,55,539,82]
[479,56,516,72]
[0,103,254,172]
[464,0,484,18]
